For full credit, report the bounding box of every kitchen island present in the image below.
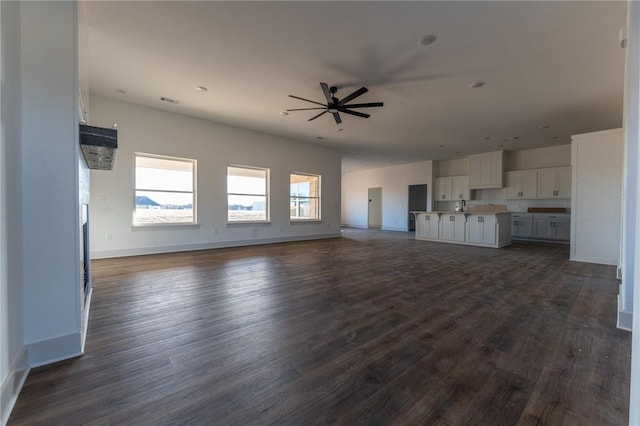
[412,211,512,248]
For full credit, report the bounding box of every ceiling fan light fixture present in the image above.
[419,34,437,46]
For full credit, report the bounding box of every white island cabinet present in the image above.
[412,211,511,248]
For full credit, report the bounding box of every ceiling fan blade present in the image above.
[333,112,342,124]
[340,109,370,119]
[342,102,384,108]
[308,110,328,121]
[288,95,326,107]
[286,107,327,111]
[320,82,333,104]
[338,87,368,105]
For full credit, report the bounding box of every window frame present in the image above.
[132,152,197,227]
[226,164,270,223]
[290,172,321,222]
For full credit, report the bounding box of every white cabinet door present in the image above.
[434,177,452,201]
[415,214,427,239]
[532,214,570,241]
[439,214,465,242]
[552,220,570,241]
[506,170,538,199]
[537,167,571,199]
[533,218,553,239]
[468,151,504,189]
[555,167,572,198]
[417,213,439,239]
[451,176,469,200]
[466,215,497,245]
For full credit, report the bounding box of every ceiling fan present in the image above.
[287,82,383,124]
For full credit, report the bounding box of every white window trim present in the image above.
[133,152,197,227]
[226,164,270,223]
[290,172,321,221]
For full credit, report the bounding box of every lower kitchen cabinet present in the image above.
[512,213,570,242]
[413,211,511,248]
[511,213,533,238]
[439,213,466,242]
[533,214,570,241]
[415,212,439,240]
[466,214,497,245]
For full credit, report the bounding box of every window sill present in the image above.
[290,219,322,224]
[226,221,271,226]
[131,223,200,230]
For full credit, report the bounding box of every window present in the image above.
[227,165,269,222]
[134,154,196,225]
[290,173,320,220]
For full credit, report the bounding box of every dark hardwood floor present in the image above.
[9,228,631,425]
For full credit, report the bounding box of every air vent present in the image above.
[160,96,179,104]
[79,124,117,170]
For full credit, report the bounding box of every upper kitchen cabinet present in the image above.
[468,151,504,189]
[538,167,571,199]
[505,170,538,199]
[434,175,469,201]
[451,175,469,200]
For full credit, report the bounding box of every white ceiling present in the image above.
[84,1,627,173]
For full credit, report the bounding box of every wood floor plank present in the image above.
[8,229,631,425]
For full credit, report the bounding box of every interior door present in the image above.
[408,184,428,231]
[368,187,382,228]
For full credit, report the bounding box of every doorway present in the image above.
[368,187,382,228]
[408,184,428,231]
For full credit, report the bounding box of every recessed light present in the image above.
[469,81,485,89]
[336,128,343,132]
[112,123,118,129]
[482,136,491,141]
[550,136,560,140]
[195,86,208,92]
[160,96,179,104]
[316,136,324,140]
[419,34,437,46]
[498,144,504,148]
[439,145,445,148]
[539,125,551,129]
[280,111,289,116]
[115,89,126,94]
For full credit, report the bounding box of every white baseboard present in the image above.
[381,226,408,232]
[569,255,618,267]
[27,332,83,368]
[91,233,342,259]
[341,224,368,229]
[618,294,633,331]
[1,347,29,426]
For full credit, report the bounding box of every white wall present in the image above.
[20,1,83,365]
[434,158,468,177]
[88,96,342,258]
[342,161,433,231]
[1,1,27,424]
[570,129,623,266]
[505,144,571,171]
[627,2,640,424]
